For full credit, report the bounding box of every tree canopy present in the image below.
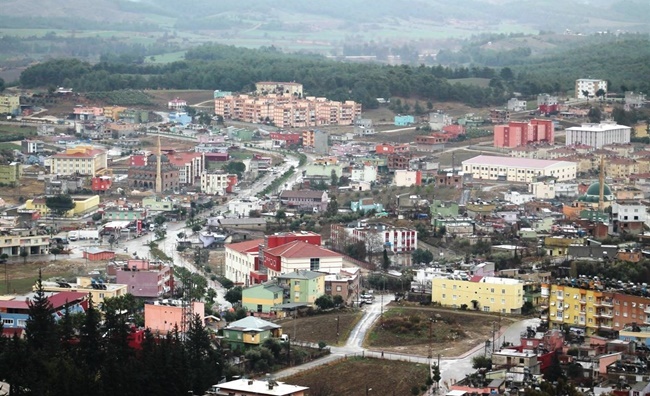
[45,194,75,216]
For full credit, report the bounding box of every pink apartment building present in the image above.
[494,119,554,148]
[144,301,204,335]
[114,259,173,298]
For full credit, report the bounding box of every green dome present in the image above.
[578,182,613,202]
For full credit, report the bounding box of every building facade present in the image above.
[575,78,607,99]
[0,94,20,115]
[431,276,525,314]
[565,123,632,148]
[493,119,555,148]
[200,171,237,195]
[462,155,577,182]
[50,146,108,176]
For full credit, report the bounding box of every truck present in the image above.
[67,229,101,241]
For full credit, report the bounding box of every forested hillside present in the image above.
[18,36,650,107]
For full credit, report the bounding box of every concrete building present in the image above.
[538,94,559,114]
[625,91,646,108]
[394,115,415,126]
[493,119,554,148]
[324,268,360,306]
[279,190,328,212]
[462,155,577,182]
[0,94,20,115]
[228,198,264,217]
[50,146,107,176]
[167,152,205,186]
[302,129,329,155]
[200,171,237,195]
[506,98,527,112]
[575,78,607,99]
[0,228,50,257]
[255,81,304,97]
[225,240,263,287]
[241,283,284,314]
[611,201,648,234]
[429,112,452,130]
[209,378,307,396]
[431,276,525,314]
[331,222,417,254]
[393,169,422,187]
[350,165,378,183]
[42,277,128,307]
[21,140,44,154]
[565,123,632,148]
[262,240,343,279]
[144,300,204,335]
[0,162,21,185]
[114,259,172,298]
[25,195,100,218]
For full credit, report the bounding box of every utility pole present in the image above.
[492,321,497,354]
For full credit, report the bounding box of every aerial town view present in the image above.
[1,1,650,395]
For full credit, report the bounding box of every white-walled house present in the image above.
[351,165,378,183]
[228,198,264,217]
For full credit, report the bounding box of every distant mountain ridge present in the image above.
[1,0,648,33]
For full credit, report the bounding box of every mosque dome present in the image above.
[578,182,613,203]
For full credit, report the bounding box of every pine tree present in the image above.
[79,294,102,376]
[186,314,222,395]
[26,269,57,353]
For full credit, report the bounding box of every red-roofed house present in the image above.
[442,124,466,137]
[0,291,87,338]
[262,240,343,278]
[225,239,264,286]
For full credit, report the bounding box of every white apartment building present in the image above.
[350,165,378,183]
[575,79,607,99]
[393,169,421,187]
[224,240,262,287]
[200,171,231,195]
[506,98,527,112]
[503,191,535,205]
[565,123,631,148]
[462,155,577,183]
[228,198,264,217]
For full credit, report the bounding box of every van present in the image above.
[149,224,156,232]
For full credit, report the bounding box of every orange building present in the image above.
[144,301,204,335]
[494,119,554,148]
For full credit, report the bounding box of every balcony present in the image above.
[601,299,613,307]
[593,300,603,307]
[645,306,650,314]
[556,294,564,301]
[579,299,587,305]
[600,311,613,319]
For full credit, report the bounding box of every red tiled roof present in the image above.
[265,240,342,259]
[48,291,87,308]
[167,152,202,166]
[469,275,484,283]
[226,239,264,254]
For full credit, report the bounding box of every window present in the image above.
[502,299,506,304]
[336,286,342,292]
[17,319,26,327]
[2,318,14,325]
[442,294,446,299]
[483,306,490,312]
[502,289,506,294]
[310,258,320,271]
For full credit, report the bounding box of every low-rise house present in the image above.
[222,316,283,352]
[0,291,87,337]
[25,195,100,218]
[276,270,325,306]
[350,198,383,213]
[242,283,284,314]
[279,190,328,212]
[0,228,50,257]
[209,378,308,396]
[394,169,422,187]
[228,198,264,217]
[82,248,116,261]
[324,268,360,305]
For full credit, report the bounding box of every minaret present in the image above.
[155,134,162,194]
[598,155,605,212]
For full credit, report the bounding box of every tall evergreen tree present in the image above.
[26,269,57,352]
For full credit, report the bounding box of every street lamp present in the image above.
[335,315,340,344]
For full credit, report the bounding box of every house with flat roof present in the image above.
[209,378,308,396]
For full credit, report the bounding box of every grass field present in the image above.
[285,357,430,396]
[276,311,363,346]
[145,51,186,64]
[0,142,21,151]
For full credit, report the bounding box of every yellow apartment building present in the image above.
[25,195,100,218]
[544,236,584,257]
[0,94,20,115]
[0,162,22,185]
[431,276,525,314]
[50,145,108,176]
[40,277,128,307]
[544,284,613,333]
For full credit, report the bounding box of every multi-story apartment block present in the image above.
[21,139,44,154]
[42,276,128,307]
[262,240,343,279]
[279,190,328,212]
[575,78,607,99]
[538,94,559,114]
[113,259,172,299]
[0,162,21,185]
[331,222,417,254]
[214,93,361,128]
[611,200,648,234]
[0,94,20,115]
[506,98,527,112]
[494,119,554,148]
[565,122,632,148]
[200,171,237,195]
[431,276,525,314]
[225,240,263,286]
[0,228,50,257]
[542,281,650,335]
[50,145,108,176]
[167,152,205,186]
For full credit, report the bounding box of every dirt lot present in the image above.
[366,305,516,358]
[2,177,46,205]
[275,310,364,346]
[0,255,117,294]
[286,357,429,396]
[146,90,215,109]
